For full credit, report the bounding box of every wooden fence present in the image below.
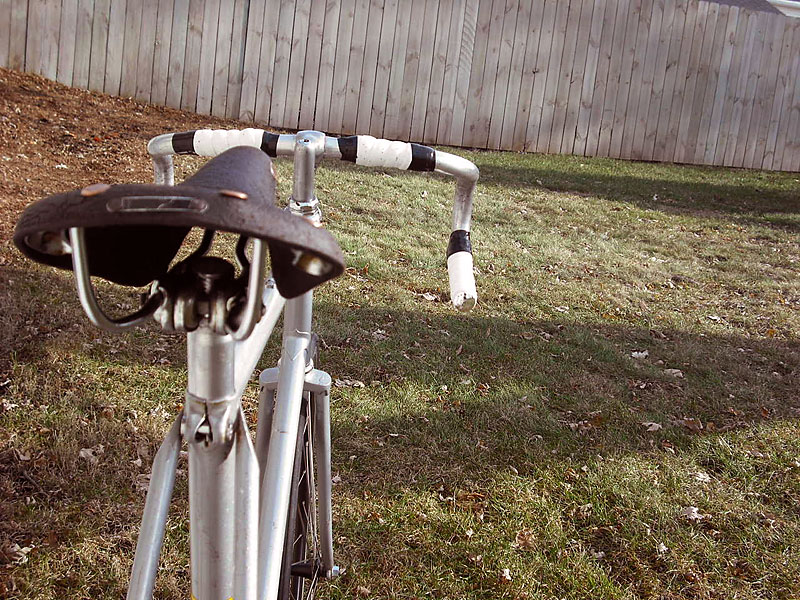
[1,0,799,171]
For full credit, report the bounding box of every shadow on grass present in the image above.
[475,157,800,232]
[2,268,799,596]
[4,265,797,487]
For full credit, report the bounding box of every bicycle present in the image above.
[13,128,479,600]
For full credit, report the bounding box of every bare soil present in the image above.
[0,67,243,241]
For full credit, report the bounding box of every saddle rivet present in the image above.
[80,183,111,197]
[219,189,248,200]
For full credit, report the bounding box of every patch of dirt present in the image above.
[0,67,248,241]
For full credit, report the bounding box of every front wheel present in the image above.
[278,396,321,600]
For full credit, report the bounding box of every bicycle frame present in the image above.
[124,134,335,600]
[65,129,478,600]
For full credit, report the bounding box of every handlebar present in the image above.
[147,129,478,311]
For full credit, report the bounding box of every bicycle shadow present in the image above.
[310,301,799,483]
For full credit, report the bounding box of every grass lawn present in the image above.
[1,72,799,599]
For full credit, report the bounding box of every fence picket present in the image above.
[341,0,369,134]
[312,0,341,130]
[732,10,768,167]
[745,15,784,168]
[354,0,383,133]
[8,0,28,70]
[298,0,326,128]
[88,0,110,92]
[584,0,616,156]
[703,6,740,164]
[326,0,355,133]
[484,0,517,149]
[770,21,800,170]
[0,0,10,68]
[135,0,158,102]
[423,0,453,143]
[409,0,440,141]
[687,3,726,164]
[641,0,672,160]
[630,0,661,160]
[284,0,312,128]
[56,0,77,85]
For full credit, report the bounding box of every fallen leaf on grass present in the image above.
[334,378,365,388]
[642,422,663,432]
[79,444,104,465]
[680,506,708,521]
[693,471,711,483]
[631,350,649,360]
[4,543,34,565]
[676,417,703,433]
[515,529,536,551]
[664,368,684,378]
[135,473,152,492]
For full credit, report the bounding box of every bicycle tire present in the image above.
[278,396,321,600]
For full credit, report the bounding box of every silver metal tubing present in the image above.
[434,151,480,232]
[324,136,343,159]
[234,407,259,600]
[313,389,335,575]
[69,228,156,332]
[227,238,268,341]
[126,414,182,600]
[186,328,239,600]
[146,133,176,158]
[255,382,276,497]
[257,292,313,600]
[233,279,285,394]
[292,131,326,203]
[275,134,298,156]
[152,153,175,185]
[187,327,236,400]
[188,429,236,600]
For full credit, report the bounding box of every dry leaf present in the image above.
[693,471,711,483]
[515,528,536,550]
[79,444,104,465]
[677,417,703,433]
[334,378,365,388]
[680,506,707,521]
[664,368,684,378]
[642,421,662,432]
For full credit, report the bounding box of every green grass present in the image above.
[2,135,799,599]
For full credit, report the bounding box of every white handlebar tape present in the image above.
[446,230,477,311]
[448,252,477,311]
[337,136,437,171]
[192,128,265,156]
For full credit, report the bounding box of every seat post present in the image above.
[184,326,243,600]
